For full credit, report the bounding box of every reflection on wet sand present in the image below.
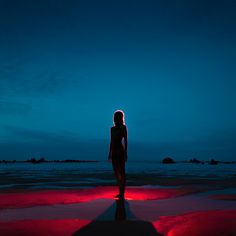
[72,198,162,236]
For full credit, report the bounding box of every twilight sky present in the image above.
[0,0,235,161]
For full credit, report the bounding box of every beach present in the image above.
[0,162,236,235]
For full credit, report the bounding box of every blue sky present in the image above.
[0,0,235,160]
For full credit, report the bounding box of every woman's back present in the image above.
[111,125,125,150]
[109,110,128,162]
[111,124,126,149]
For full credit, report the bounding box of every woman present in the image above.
[108,110,128,199]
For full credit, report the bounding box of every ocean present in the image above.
[0,161,235,190]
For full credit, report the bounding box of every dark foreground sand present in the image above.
[0,181,236,236]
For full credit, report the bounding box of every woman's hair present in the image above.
[113,110,125,126]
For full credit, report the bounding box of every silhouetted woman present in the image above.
[108,110,128,199]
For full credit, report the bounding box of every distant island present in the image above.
[181,158,235,165]
[0,158,98,164]
[161,157,235,165]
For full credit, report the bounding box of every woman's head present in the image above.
[113,110,125,126]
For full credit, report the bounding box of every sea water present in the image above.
[0,161,235,190]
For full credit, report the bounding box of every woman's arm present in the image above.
[108,128,112,161]
[124,125,128,161]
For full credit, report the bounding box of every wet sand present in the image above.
[0,180,236,236]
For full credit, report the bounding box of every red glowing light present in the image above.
[0,186,198,210]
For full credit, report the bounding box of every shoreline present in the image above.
[0,185,235,236]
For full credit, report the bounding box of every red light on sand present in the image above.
[0,186,198,210]
[152,210,236,236]
[0,219,91,236]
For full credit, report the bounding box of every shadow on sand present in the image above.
[72,198,162,236]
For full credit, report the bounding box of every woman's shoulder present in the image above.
[120,124,127,132]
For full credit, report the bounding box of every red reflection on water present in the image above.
[0,186,197,209]
[124,187,195,201]
[152,210,236,236]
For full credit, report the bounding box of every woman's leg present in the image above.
[112,160,121,195]
[112,159,126,197]
[119,160,126,197]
